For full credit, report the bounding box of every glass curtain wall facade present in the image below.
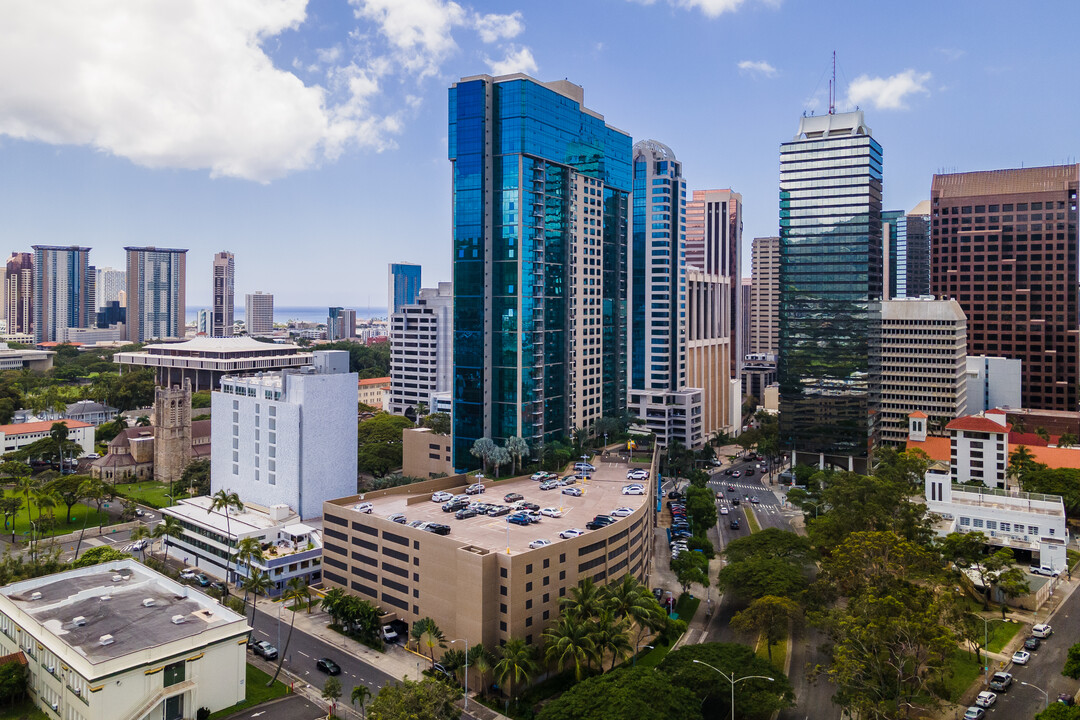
[631,140,686,393]
[883,209,906,299]
[388,263,421,315]
[778,111,883,467]
[904,210,931,297]
[449,75,631,468]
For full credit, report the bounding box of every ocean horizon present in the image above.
[185,305,388,325]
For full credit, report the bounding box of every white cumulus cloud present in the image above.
[737,60,777,78]
[631,0,776,18]
[0,0,410,182]
[486,45,538,77]
[846,69,932,110]
[351,0,466,78]
[473,12,524,43]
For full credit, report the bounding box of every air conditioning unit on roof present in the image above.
[98,635,114,646]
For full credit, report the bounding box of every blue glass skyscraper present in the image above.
[778,111,883,470]
[448,74,632,468]
[388,263,421,315]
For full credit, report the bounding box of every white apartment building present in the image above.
[163,496,323,593]
[389,282,451,417]
[876,297,968,444]
[0,560,248,720]
[942,410,1010,488]
[966,355,1022,413]
[94,267,125,310]
[750,236,779,356]
[211,350,357,519]
[627,388,704,449]
[244,292,274,335]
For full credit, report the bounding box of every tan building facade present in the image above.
[322,461,656,649]
[358,377,391,410]
[750,236,779,356]
[402,427,454,478]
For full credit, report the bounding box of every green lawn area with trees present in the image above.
[0,487,109,541]
[207,664,289,720]
[114,481,188,509]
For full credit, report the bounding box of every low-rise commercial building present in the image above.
[358,377,391,411]
[0,420,94,457]
[163,497,323,593]
[0,343,53,372]
[626,389,704,448]
[322,462,655,649]
[0,559,249,720]
[402,427,453,478]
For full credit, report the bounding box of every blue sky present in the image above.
[0,0,1077,307]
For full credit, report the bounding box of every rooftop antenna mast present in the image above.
[828,51,836,115]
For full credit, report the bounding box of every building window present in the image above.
[500,586,507,596]
[163,661,185,687]
[500,567,507,578]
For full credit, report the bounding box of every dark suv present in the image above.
[442,500,469,513]
[586,515,616,531]
[425,523,451,535]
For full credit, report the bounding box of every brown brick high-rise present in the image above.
[930,165,1079,411]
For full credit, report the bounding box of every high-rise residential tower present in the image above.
[388,263,421,316]
[931,165,1079,412]
[245,292,274,335]
[749,236,780,356]
[449,73,631,467]
[5,253,32,335]
[684,189,742,440]
[32,246,94,344]
[874,297,968,445]
[778,111,883,470]
[389,282,452,417]
[625,141,702,448]
[94,267,125,310]
[212,251,235,337]
[327,307,356,341]
[125,247,187,343]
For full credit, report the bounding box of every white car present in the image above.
[559,529,585,539]
[622,485,645,496]
[530,472,547,481]
[626,471,649,480]
[562,487,583,497]
[611,507,634,517]
[1032,623,1053,638]
[381,625,399,643]
[431,491,453,502]
[180,568,198,580]
[130,539,148,551]
[974,691,997,709]
[1030,565,1060,577]
[540,508,564,518]
[528,539,552,549]
[719,506,729,515]
[353,502,374,513]
[1011,650,1030,665]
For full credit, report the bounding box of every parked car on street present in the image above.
[974,691,996,709]
[1011,650,1030,665]
[1032,623,1053,638]
[1023,636,1041,650]
[251,641,278,660]
[988,672,1012,692]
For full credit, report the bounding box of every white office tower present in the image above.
[389,282,452,417]
[245,291,274,335]
[95,266,126,309]
[211,350,358,519]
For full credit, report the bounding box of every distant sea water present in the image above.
[185,306,388,324]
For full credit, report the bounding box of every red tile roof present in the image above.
[0,419,92,435]
[906,436,951,463]
[358,377,390,386]
[945,417,1010,433]
[908,411,928,418]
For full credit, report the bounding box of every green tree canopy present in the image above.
[72,546,132,568]
[421,412,451,435]
[357,413,413,477]
[722,528,816,564]
[716,555,808,602]
[536,666,702,720]
[367,677,461,720]
[657,643,794,720]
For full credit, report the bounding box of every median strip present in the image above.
[743,507,761,534]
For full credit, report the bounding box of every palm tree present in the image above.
[561,577,604,621]
[209,489,244,592]
[135,415,151,427]
[592,610,632,671]
[493,637,536,700]
[233,537,265,612]
[242,569,273,633]
[129,524,153,563]
[269,577,308,685]
[505,436,529,476]
[351,684,372,720]
[542,614,597,681]
[470,644,493,698]
[152,515,184,564]
[600,573,666,650]
[320,587,348,627]
[412,617,445,668]
[14,475,36,530]
[73,477,107,559]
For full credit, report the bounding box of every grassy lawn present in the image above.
[674,593,701,623]
[755,632,787,673]
[986,619,1023,653]
[940,647,984,702]
[0,699,48,720]
[743,506,761,533]
[0,489,110,540]
[1068,549,1080,572]
[634,641,674,669]
[208,663,289,720]
[114,481,189,509]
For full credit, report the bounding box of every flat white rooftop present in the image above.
[1,560,244,665]
[165,497,298,537]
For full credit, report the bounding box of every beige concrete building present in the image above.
[876,297,968,445]
[358,377,391,410]
[402,427,453,478]
[322,460,656,649]
[750,236,779,356]
[686,269,738,441]
[0,559,249,720]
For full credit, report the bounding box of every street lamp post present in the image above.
[692,659,775,720]
[634,643,654,667]
[449,638,469,710]
[1020,681,1050,710]
[972,615,990,683]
